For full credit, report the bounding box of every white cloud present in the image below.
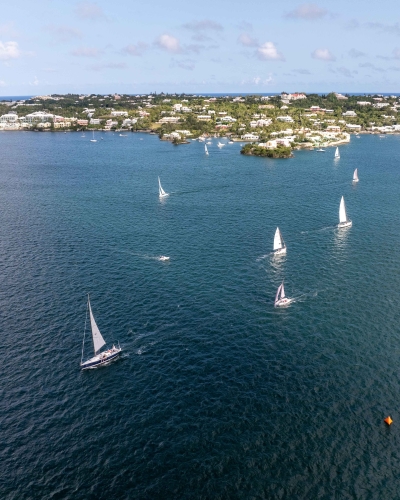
[311,48,335,61]
[88,62,126,71]
[253,76,261,84]
[44,25,82,43]
[0,80,6,87]
[71,46,103,57]
[0,23,18,38]
[0,41,20,61]
[257,42,285,61]
[171,58,195,70]
[238,33,259,47]
[348,48,365,58]
[285,3,328,20]
[337,67,357,77]
[155,34,181,53]
[30,76,39,86]
[75,1,105,20]
[182,20,223,32]
[121,43,148,56]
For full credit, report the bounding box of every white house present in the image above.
[0,112,18,122]
[158,117,180,124]
[342,111,357,117]
[111,111,128,117]
[276,116,294,123]
[241,133,259,140]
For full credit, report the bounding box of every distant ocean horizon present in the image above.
[2,92,400,101]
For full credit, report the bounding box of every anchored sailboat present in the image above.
[217,142,225,148]
[334,147,340,159]
[338,195,352,228]
[273,227,287,255]
[353,168,359,183]
[205,144,209,155]
[80,296,122,370]
[90,131,97,143]
[158,176,169,198]
[274,282,292,307]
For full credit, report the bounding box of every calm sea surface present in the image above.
[1,132,400,499]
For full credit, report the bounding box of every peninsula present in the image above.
[1,91,399,156]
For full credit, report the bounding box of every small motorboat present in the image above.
[316,148,325,152]
[159,255,170,261]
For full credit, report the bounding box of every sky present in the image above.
[2,0,400,95]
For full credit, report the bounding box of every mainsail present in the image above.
[339,196,347,223]
[335,147,340,158]
[88,299,106,354]
[205,144,209,155]
[273,227,284,251]
[353,168,358,182]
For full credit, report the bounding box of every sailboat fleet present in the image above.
[80,142,359,369]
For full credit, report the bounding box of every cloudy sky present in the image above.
[2,0,400,95]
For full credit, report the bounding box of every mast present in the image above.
[81,295,89,365]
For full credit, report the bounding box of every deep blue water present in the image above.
[1,132,400,499]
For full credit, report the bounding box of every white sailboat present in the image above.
[90,131,97,143]
[158,176,169,198]
[353,168,359,183]
[338,195,352,228]
[80,296,122,370]
[274,282,292,307]
[218,142,225,148]
[334,147,340,159]
[205,144,209,155]
[273,227,287,255]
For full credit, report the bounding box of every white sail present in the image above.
[158,176,168,197]
[353,168,359,182]
[205,144,209,155]
[335,147,340,158]
[280,282,285,299]
[275,284,282,305]
[88,300,106,354]
[339,196,347,223]
[273,227,284,251]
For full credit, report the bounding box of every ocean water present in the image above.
[1,131,400,499]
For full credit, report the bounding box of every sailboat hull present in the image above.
[338,220,352,228]
[81,347,122,370]
[273,247,287,256]
[274,298,292,308]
